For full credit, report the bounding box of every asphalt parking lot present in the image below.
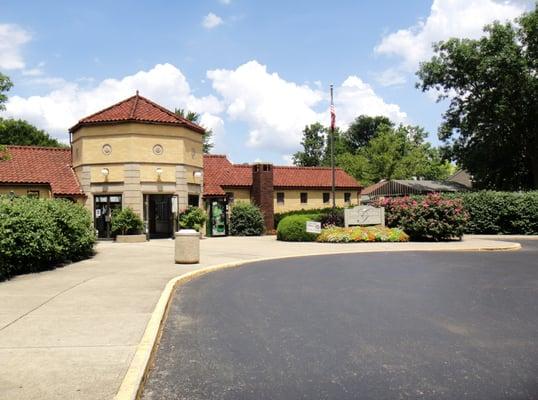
[142,241,538,400]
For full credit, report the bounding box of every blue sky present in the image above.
[0,0,532,163]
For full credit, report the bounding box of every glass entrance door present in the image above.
[94,195,122,239]
[146,194,174,239]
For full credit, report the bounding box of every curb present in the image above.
[113,241,521,400]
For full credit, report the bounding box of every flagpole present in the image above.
[330,84,336,209]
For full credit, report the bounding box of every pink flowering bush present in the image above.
[373,193,468,241]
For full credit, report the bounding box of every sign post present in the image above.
[306,220,322,234]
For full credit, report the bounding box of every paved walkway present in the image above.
[0,236,521,399]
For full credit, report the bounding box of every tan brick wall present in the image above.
[0,184,52,198]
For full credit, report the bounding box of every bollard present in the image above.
[174,229,200,264]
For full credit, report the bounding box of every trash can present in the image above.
[175,229,200,264]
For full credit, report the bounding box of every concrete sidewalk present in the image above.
[0,235,521,400]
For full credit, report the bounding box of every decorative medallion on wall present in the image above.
[153,144,164,155]
[102,144,112,155]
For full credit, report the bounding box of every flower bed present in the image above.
[316,226,409,243]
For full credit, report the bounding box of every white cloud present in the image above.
[219,0,231,4]
[335,76,407,127]
[374,0,531,85]
[207,60,406,152]
[0,23,31,70]
[4,63,224,142]
[202,13,223,29]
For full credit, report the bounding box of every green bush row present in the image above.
[0,196,96,281]
[442,191,538,235]
[274,207,343,227]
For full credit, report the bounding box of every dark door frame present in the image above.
[94,194,122,239]
[144,193,175,239]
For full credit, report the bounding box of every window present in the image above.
[300,192,308,204]
[226,192,235,203]
[277,192,285,204]
[27,190,40,198]
[344,192,351,204]
[188,194,200,207]
[323,192,330,204]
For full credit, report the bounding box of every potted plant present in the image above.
[177,206,207,237]
[111,207,146,243]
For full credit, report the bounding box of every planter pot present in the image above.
[116,234,147,243]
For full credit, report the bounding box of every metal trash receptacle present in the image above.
[174,229,200,264]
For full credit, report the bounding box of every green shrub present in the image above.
[0,196,95,281]
[274,207,343,227]
[230,202,265,236]
[276,215,319,242]
[45,199,96,261]
[455,191,538,234]
[111,207,144,235]
[178,206,207,232]
[374,193,468,241]
[317,226,409,243]
[387,191,538,235]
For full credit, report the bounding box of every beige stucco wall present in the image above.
[274,189,358,213]
[0,184,52,198]
[71,123,203,168]
[72,122,203,217]
[224,188,251,204]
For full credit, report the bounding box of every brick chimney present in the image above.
[251,163,274,232]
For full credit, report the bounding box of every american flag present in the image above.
[330,103,336,131]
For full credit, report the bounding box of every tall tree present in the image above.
[0,118,65,147]
[174,108,213,153]
[344,115,393,153]
[417,6,538,189]
[292,122,326,166]
[0,73,12,111]
[336,124,452,185]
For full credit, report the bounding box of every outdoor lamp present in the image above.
[101,168,109,177]
[194,171,203,179]
[156,167,163,177]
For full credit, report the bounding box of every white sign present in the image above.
[95,209,101,217]
[344,206,385,227]
[306,221,322,234]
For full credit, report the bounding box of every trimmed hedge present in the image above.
[445,191,538,235]
[0,196,95,281]
[230,202,265,236]
[317,226,409,243]
[374,193,468,241]
[276,215,319,242]
[274,207,343,227]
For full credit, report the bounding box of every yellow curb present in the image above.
[113,241,521,400]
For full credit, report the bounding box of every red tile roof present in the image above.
[70,93,205,134]
[203,154,361,196]
[0,146,84,196]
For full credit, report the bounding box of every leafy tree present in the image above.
[0,118,65,147]
[344,115,393,153]
[336,124,452,185]
[293,122,326,166]
[0,72,13,111]
[417,6,538,189]
[174,108,213,153]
